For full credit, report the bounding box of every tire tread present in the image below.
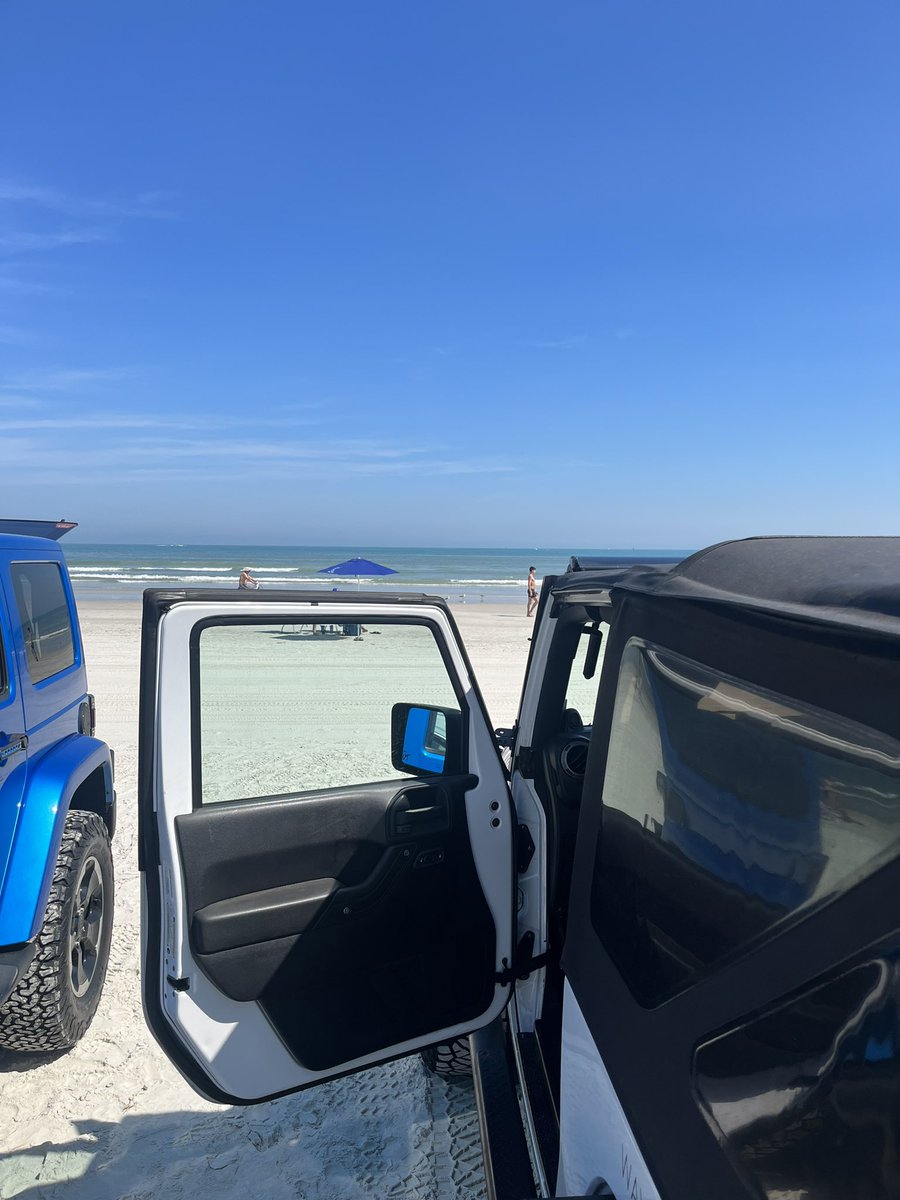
[0,810,113,1053]
[422,1036,473,1082]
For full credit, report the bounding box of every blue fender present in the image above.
[0,735,114,946]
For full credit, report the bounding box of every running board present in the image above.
[516,1031,560,1187]
[471,1018,596,1200]
[470,1019,538,1200]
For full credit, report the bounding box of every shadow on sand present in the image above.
[0,1059,470,1200]
[1,1104,383,1200]
[0,1048,70,1074]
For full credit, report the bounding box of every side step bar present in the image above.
[470,1017,595,1200]
[471,1019,538,1200]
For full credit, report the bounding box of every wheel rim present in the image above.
[69,855,104,998]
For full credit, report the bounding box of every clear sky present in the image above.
[1,2,898,546]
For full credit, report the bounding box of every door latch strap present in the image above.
[495,930,548,986]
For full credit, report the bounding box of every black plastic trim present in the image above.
[191,878,340,954]
[517,1031,560,1188]
[471,1019,536,1200]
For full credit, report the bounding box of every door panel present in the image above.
[140,595,514,1103]
[174,775,497,1070]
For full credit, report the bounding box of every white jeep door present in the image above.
[139,591,514,1104]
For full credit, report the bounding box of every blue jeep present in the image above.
[0,521,115,1052]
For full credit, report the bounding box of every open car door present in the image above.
[139,590,514,1104]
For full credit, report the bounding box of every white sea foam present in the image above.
[68,572,407,586]
[70,573,308,585]
[68,566,132,575]
[450,578,523,586]
[69,565,234,576]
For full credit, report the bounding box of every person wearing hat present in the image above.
[238,567,260,590]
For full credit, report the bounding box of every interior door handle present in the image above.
[394,805,443,836]
[388,787,450,839]
[406,804,441,820]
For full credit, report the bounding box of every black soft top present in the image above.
[553,537,900,637]
[567,553,683,571]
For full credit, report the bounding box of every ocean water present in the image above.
[64,544,693,604]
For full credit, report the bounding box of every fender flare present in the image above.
[0,736,113,945]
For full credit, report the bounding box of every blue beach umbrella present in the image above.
[318,556,398,589]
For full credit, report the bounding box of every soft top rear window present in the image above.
[592,639,900,1005]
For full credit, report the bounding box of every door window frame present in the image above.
[187,613,472,810]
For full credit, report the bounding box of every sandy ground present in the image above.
[0,599,532,1200]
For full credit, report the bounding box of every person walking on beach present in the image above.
[238,566,260,590]
[527,566,539,617]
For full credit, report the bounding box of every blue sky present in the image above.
[1,2,898,546]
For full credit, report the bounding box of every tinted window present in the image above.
[196,621,461,804]
[592,639,900,1005]
[11,563,76,684]
[694,952,900,1200]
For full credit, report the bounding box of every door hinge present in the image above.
[495,931,548,986]
[515,746,536,778]
[494,725,516,750]
[516,823,535,874]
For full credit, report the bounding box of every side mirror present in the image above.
[391,703,462,777]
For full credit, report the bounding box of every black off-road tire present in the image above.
[0,810,114,1053]
[422,1036,473,1083]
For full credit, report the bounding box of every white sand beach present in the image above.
[0,600,532,1200]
